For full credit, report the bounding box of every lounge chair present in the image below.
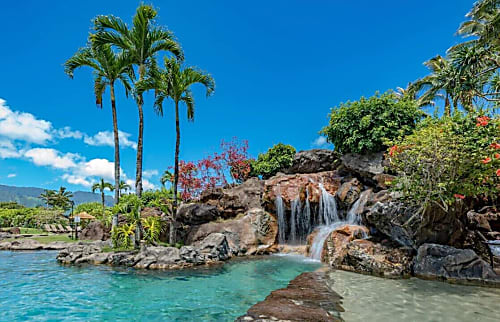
[57,224,67,233]
[50,224,61,233]
[43,224,53,233]
[65,226,73,233]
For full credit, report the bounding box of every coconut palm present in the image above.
[160,170,173,187]
[39,190,56,208]
[53,187,74,210]
[91,3,183,198]
[458,0,500,48]
[64,43,133,213]
[141,57,214,243]
[409,55,460,115]
[92,179,114,216]
[119,180,131,197]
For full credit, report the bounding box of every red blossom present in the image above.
[476,116,490,127]
[495,153,500,159]
[481,157,492,164]
[453,194,465,200]
[389,145,398,157]
[490,142,500,149]
[496,169,500,177]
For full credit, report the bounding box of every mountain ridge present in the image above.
[0,184,114,207]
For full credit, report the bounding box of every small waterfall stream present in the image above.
[318,183,339,225]
[275,193,286,244]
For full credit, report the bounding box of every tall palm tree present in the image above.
[142,57,214,243]
[119,180,131,197]
[39,190,56,208]
[53,187,74,210]
[92,178,114,216]
[91,3,183,198]
[64,43,133,219]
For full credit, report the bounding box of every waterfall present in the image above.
[346,198,362,224]
[303,189,312,237]
[275,194,286,244]
[289,199,301,244]
[318,183,339,225]
[310,222,344,260]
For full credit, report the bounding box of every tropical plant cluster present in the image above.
[320,92,423,154]
[249,143,296,179]
[388,113,500,211]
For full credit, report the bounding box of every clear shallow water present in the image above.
[329,270,500,322]
[0,251,319,321]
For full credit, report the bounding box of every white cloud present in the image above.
[56,126,84,140]
[0,139,21,159]
[125,178,157,191]
[0,99,53,144]
[76,158,115,181]
[61,174,92,188]
[24,148,78,169]
[7,173,16,178]
[143,169,159,178]
[312,136,328,147]
[84,131,137,150]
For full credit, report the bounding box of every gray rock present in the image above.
[176,203,220,225]
[194,233,231,261]
[284,149,339,174]
[179,246,203,263]
[80,221,108,241]
[199,178,264,219]
[413,243,500,286]
[340,152,384,180]
[9,239,44,250]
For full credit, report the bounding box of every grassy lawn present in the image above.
[3,235,91,244]
[19,227,47,234]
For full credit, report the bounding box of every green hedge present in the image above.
[0,208,68,228]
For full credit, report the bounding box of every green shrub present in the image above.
[320,91,423,154]
[141,216,163,245]
[0,202,24,209]
[0,208,67,228]
[389,113,500,211]
[250,143,296,179]
[111,223,135,249]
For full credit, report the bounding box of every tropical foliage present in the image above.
[320,92,423,154]
[0,208,67,228]
[250,143,296,179]
[38,187,74,210]
[141,216,163,245]
[111,223,136,249]
[388,113,500,212]
[92,178,114,216]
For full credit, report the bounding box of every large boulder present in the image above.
[340,152,385,186]
[365,200,466,249]
[193,232,231,261]
[199,178,264,219]
[186,208,278,255]
[80,221,108,241]
[284,149,339,174]
[339,239,412,278]
[320,224,369,264]
[413,243,500,286]
[176,203,220,225]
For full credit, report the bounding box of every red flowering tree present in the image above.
[168,138,253,201]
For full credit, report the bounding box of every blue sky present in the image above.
[0,0,474,192]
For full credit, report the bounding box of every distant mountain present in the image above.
[0,184,114,208]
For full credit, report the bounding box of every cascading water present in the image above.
[318,183,339,225]
[275,192,286,244]
[310,189,370,260]
[289,199,301,244]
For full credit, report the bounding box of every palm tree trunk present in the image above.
[101,190,105,217]
[170,100,180,245]
[110,82,120,229]
[445,94,451,116]
[134,64,146,247]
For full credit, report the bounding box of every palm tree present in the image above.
[119,180,131,197]
[160,170,173,187]
[53,187,74,210]
[91,3,183,198]
[92,178,114,216]
[142,57,214,243]
[39,190,56,208]
[65,43,132,213]
[409,55,459,116]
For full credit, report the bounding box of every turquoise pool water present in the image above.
[0,251,319,321]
